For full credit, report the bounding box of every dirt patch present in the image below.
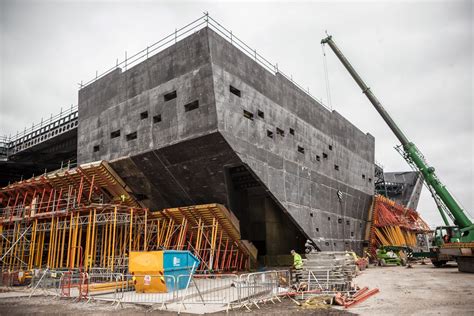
[2,263,471,315]
[0,295,350,315]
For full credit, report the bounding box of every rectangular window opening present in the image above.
[229,85,241,97]
[323,152,328,159]
[164,90,177,101]
[267,130,274,138]
[289,128,295,135]
[351,232,354,237]
[346,220,350,225]
[140,111,148,119]
[329,145,333,150]
[362,174,366,179]
[153,114,162,123]
[368,178,372,183]
[126,131,137,141]
[276,128,284,137]
[257,110,264,119]
[297,146,305,154]
[110,130,120,139]
[316,227,319,232]
[93,145,100,152]
[184,100,199,112]
[334,164,339,171]
[316,155,321,162]
[243,110,254,120]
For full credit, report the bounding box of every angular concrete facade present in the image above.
[78,28,375,256]
[383,171,423,210]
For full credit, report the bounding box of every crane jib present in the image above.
[321,35,473,241]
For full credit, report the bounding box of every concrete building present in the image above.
[76,27,375,259]
[379,171,423,210]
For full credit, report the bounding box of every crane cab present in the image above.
[433,226,461,247]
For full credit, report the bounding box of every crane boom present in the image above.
[321,35,474,241]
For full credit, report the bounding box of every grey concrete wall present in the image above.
[78,28,218,164]
[77,26,375,255]
[208,29,374,253]
[384,171,423,210]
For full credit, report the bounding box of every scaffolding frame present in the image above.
[0,162,253,273]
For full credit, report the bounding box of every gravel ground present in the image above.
[0,294,351,315]
[0,263,472,315]
[348,262,474,315]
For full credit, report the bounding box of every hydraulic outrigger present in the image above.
[321,35,474,272]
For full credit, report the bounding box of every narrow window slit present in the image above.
[230,85,241,97]
[243,110,254,120]
[184,100,199,112]
[164,90,177,101]
[110,130,120,139]
[153,115,162,123]
[126,131,137,141]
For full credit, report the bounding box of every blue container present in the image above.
[163,250,200,291]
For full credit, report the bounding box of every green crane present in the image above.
[321,35,474,272]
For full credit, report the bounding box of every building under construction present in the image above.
[1,15,394,273]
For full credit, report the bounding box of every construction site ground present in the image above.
[0,263,472,315]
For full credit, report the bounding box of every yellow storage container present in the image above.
[129,251,167,293]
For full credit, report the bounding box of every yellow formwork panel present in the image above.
[129,251,167,293]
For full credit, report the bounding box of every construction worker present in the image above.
[291,250,303,269]
[291,250,303,284]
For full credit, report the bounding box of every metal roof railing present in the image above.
[1,13,331,158]
[80,12,331,111]
[1,105,78,156]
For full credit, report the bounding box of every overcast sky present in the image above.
[1,0,472,226]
